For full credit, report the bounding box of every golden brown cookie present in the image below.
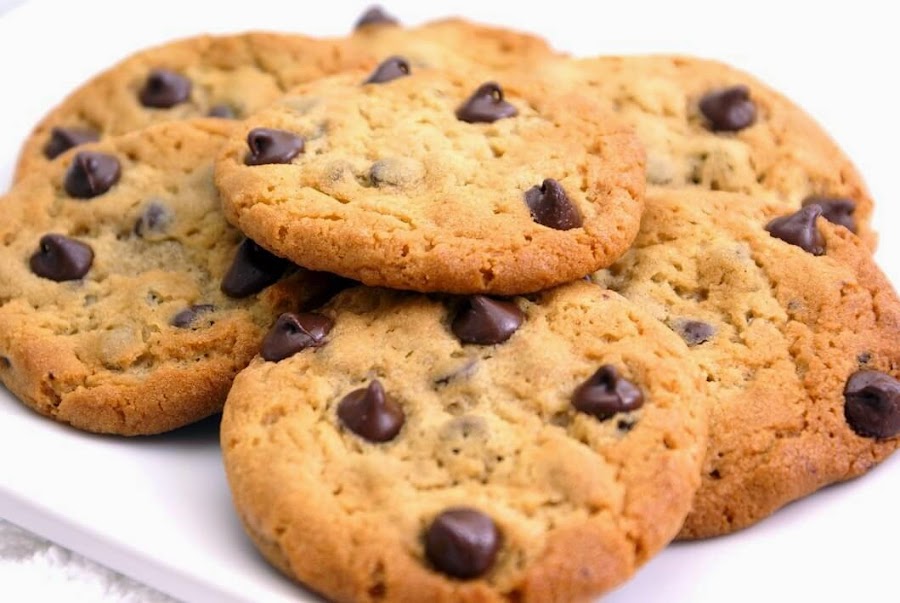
[594,187,900,538]
[221,282,708,602]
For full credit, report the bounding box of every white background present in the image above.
[0,0,898,601]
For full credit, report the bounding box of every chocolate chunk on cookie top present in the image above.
[221,282,708,601]
[216,69,645,294]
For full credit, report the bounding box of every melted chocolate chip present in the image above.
[673,319,715,346]
[844,370,900,439]
[64,151,121,199]
[337,380,405,442]
[451,297,524,345]
[456,82,518,124]
[139,69,191,108]
[261,312,334,362]
[765,205,825,256]
[425,507,501,579]
[207,104,237,119]
[524,179,582,230]
[354,5,399,29]
[30,234,93,282]
[245,128,304,166]
[364,56,411,84]
[44,127,99,160]
[221,239,289,298]
[572,365,644,421]
[133,202,172,237]
[699,85,757,132]
[171,304,215,328]
[802,196,857,233]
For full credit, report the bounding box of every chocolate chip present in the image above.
[43,127,99,160]
[699,85,756,132]
[171,304,215,328]
[139,69,191,108]
[221,239,289,298]
[802,196,857,233]
[672,319,715,346]
[425,507,501,579]
[261,312,334,362]
[207,104,237,119]
[765,205,825,256]
[354,5,399,29]
[337,380,404,442]
[64,151,121,199]
[572,365,644,421]
[451,297,524,345]
[456,82,518,124]
[844,370,900,439]
[363,56,411,85]
[245,128,304,166]
[133,202,172,237]
[524,179,582,230]
[30,234,93,282]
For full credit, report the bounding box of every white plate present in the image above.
[1,1,898,601]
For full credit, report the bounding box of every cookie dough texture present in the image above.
[0,120,325,435]
[221,282,709,602]
[556,55,875,245]
[215,69,645,294]
[594,188,900,538]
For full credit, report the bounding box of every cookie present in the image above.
[553,56,875,246]
[13,32,371,181]
[221,281,708,601]
[593,187,900,538]
[0,119,333,435]
[214,68,645,294]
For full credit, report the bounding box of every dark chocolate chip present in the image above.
[363,56,411,85]
[456,82,518,124]
[673,319,715,346]
[171,304,215,328]
[572,365,644,421]
[64,151,121,199]
[245,128,304,166]
[524,178,582,230]
[221,239,289,298]
[802,196,857,233]
[207,104,237,119]
[133,201,172,237]
[43,127,99,160]
[261,312,334,362]
[425,507,501,579]
[354,5,399,29]
[451,296,524,345]
[844,370,900,439]
[337,380,405,442]
[30,234,93,282]
[765,205,825,256]
[699,85,757,132]
[139,69,191,108]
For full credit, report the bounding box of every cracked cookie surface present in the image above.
[215,69,645,294]
[593,187,900,538]
[221,281,708,602]
[0,120,330,435]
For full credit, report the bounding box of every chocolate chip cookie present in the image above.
[593,187,900,538]
[215,68,645,294]
[0,119,332,435]
[221,281,708,601]
[13,32,371,181]
[555,56,875,246]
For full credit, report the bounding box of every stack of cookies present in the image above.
[1,6,898,601]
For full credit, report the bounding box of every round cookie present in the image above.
[593,187,900,538]
[221,282,708,602]
[13,32,371,181]
[0,120,333,435]
[215,68,645,294]
[553,55,875,246]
